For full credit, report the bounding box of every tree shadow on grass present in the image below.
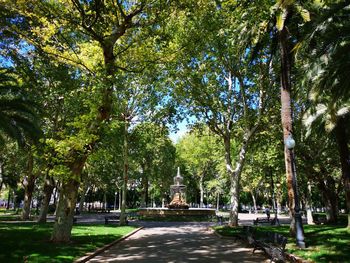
[0,222,131,263]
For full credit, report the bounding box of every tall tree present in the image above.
[167,2,269,225]
[4,0,170,241]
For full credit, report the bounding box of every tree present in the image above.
[167,2,269,225]
[4,0,171,241]
[302,1,350,227]
[130,122,175,208]
[0,68,41,145]
[176,126,218,208]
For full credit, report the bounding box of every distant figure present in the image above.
[265,207,270,221]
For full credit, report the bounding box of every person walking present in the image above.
[265,206,270,221]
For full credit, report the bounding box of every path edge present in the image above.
[74,226,144,263]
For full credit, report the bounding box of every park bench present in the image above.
[104,215,128,225]
[234,226,257,246]
[313,214,327,225]
[253,217,271,225]
[253,232,288,263]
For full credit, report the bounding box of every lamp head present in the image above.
[285,134,296,149]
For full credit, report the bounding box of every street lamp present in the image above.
[285,134,306,248]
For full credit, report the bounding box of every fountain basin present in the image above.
[138,208,216,218]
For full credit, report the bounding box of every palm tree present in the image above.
[303,101,350,225]
[269,1,311,246]
[302,1,350,228]
[0,68,41,145]
[303,1,350,102]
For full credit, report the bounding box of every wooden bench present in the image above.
[253,217,271,225]
[104,215,128,225]
[253,232,288,262]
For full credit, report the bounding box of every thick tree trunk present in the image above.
[223,135,238,226]
[22,151,36,220]
[37,174,55,223]
[226,131,251,226]
[51,157,86,242]
[199,175,204,208]
[120,120,128,225]
[335,118,350,228]
[51,179,80,242]
[318,177,338,223]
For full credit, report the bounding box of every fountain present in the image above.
[168,167,189,209]
[138,168,215,219]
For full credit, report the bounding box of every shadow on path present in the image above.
[87,222,266,263]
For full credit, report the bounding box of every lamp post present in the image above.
[285,134,305,248]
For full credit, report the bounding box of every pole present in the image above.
[290,149,306,248]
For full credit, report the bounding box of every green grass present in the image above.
[214,224,350,263]
[0,222,136,263]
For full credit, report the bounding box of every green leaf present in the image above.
[295,4,311,22]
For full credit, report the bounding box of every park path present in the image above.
[86,222,267,263]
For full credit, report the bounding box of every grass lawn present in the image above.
[214,224,350,263]
[0,222,136,263]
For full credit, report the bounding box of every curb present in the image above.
[74,226,144,263]
[213,229,236,239]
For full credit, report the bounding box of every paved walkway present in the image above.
[86,222,267,263]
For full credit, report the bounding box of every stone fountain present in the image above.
[138,167,215,219]
[168,167,189,209]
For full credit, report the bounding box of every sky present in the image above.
[169,119,189,143]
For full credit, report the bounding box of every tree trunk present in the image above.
[6,189,11,209]
[335,118,350,228]
[306,182,314,225]
[120,120,128,225]
[79,183,89,213]
[140,164,148,208]
[250,190,257,214]
[279,25,304,237]
[51,179,80,242]
[223,135,238,226]
[199,175,204,208]
[22,151,36,220]
[216,192,220,211]
[119,190,122,210]
[51,157,86,242]
[37,174,55,223]
[225,131,251,226]
[322,177,338,223]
